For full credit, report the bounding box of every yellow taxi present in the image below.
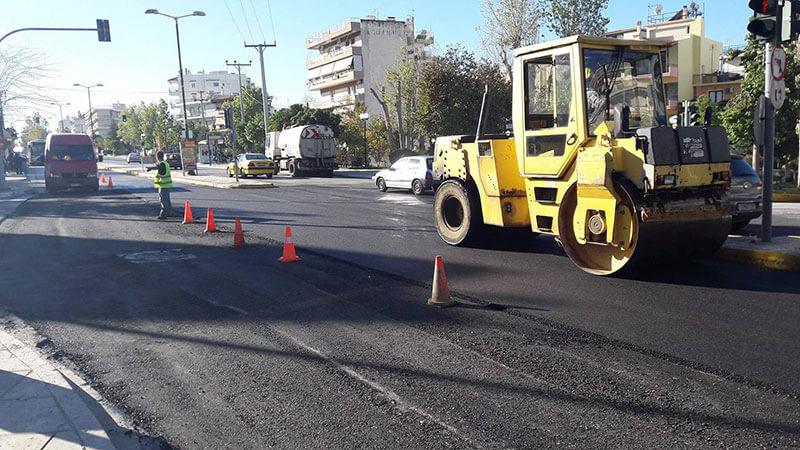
[227,153,275,178]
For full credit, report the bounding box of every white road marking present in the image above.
[118,249,197,264]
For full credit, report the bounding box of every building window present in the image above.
[709,90,724,103]
[213,82,219,87]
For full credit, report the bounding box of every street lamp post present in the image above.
[359,112,369,168]
[145,9,205,141]
[50,101,71,132]
[73,84,102,136]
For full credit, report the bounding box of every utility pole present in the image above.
[762,39,776,242]
[0,92,6,190]
[244,42,276,154]
[226,60,251,181]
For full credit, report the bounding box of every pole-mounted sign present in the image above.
[769,45,787,109]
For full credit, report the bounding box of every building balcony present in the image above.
[692,73,743,85]
[663,65,679,82]
[306,20,360,49]
[308,93,360,110]
[307,46,361,70]
[307,70,360,91]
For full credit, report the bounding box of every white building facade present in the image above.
[89,103,125,138]
[168,70,253,131]
[305,16,434,120]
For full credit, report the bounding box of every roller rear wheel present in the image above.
[434,179,484,246]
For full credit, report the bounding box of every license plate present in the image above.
[738,203,756,211]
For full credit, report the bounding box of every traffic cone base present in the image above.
[427,255,456,307]
[204,208,217,232]
[278,226,301,262]
[182,201,193,224]
[107,176,113,188]
[233,217,246,247]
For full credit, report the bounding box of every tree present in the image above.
[267,103,341,136]
[117,103,146,148]
[224,84,269,152]
[417,45,512,138]
[480,0,544,79]
[543,0,611,38]
[116,100,182,152]
[721,35,799,164]
[0,47,53,121]
[20,113,48,147]
[693,94,721,127]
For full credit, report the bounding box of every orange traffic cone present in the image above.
[204,208,217,232]
[233,217,246,247]
[100,173,106,183]
[427,255,456,307]
[182,201,193,224]
[278,226,301,262]
[107,176,113,188]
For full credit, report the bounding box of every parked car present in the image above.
[165,153,182,170]
[372,156,435,195]
[126,152,141,164]
[729,155,763,231]
[227,153,275,178]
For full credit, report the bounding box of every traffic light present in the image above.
[224,107,234,129]
[782,0,800,42]
[688,105,700,126]
[748,0,778,41]
[121,114,127,122]
[96,19,111,42]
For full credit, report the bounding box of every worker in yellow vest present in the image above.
[153,151,173,219]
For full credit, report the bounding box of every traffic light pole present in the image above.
[763,40,775,242]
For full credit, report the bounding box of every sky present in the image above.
[1,0,753,131]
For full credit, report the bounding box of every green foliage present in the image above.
[337,102,368,166]
[116,100,182,152]
[268,103,341,136]
[223,84,269,152]
[20,113,48,147]
[417,45,512,137]
[385,52,424,150]
[692,95,721,127]
[721,35,799,163]
[543,0,610,38]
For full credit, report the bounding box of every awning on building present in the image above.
[332,56,353,73]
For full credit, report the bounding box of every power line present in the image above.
[223,0,247,42]
[249,0,266,42]
[238,0,255,42]
[265,0,277,44]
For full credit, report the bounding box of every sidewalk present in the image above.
[0,175,41,223]
[716,234,800,271]
[0,325,116,449]
[98,163,275,189]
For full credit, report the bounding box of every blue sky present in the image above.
[1,0,752,129]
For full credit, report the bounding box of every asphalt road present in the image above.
[1,164,798,447]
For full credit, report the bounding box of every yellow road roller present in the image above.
[432,36,732,275]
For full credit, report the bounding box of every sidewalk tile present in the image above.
[0,397,70,436]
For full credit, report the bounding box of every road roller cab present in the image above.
[433,36,732,275]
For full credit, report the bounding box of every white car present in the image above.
[126,152,141,164]
[372,156,435,195]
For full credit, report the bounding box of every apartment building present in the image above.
[305,15,434,120]
[89,103,126,138]
[168,69,252,130]
[605,4,740,115]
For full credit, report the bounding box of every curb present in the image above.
[714,247,800,272]
[773,193,800,202]
[100,167,275,189]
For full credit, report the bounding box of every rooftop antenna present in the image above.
[655,4,663,14]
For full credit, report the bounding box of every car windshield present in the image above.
[732,158,758,177]
[245,154,267,160]
[49,144,94,161]
[584,49,667,134]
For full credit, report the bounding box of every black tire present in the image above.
[46,183,54,194]
[288,160,298,178]
[227,168,232,178]
[731,219,751,232]
[324,170,334,178]
[267,173,273,179]
[412,179,424,195]
[239,168,246,178]
[434,179,484,246]
[376,177,387,192]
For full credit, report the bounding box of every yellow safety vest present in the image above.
[154,161,173,188]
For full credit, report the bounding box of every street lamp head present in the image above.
[96,83,103,87]
[145,9,158,14]
[193,11,206,16]
[73,83,80,87]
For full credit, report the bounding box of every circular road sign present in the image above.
[771,46,787,81]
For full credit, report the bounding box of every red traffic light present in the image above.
[749,0,777,14]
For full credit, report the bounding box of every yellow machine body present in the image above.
[433,36,732,275]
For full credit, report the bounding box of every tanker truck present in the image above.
[266,124,338,177]
[432,35,732,275]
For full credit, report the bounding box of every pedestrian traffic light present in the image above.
[224,107,234,129]
[688,105,700,126]
[748,0,779,41]
[121,114,127,122]
[96,19,111,42]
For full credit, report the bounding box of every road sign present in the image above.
[754,95,766,146]
[769,46,787,109]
